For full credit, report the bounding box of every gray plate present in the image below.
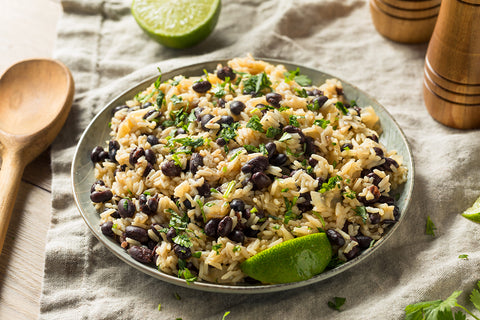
[72,58,415,294]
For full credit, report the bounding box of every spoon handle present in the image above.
[0,151,25,255]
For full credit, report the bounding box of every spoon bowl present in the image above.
[0,59,74,254]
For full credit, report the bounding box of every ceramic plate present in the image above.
[72,58,414,294]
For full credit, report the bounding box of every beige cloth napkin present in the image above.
[40,0,480,319]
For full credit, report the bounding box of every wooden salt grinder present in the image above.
[424,0,480,129]
[369,0,441,43]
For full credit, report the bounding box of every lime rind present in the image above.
[131,0,221,49]
[240,233,333,284]
[462,195,480,223]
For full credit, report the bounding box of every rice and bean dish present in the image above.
[89,56,408,284]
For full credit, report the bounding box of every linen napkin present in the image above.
[41,0,480,319]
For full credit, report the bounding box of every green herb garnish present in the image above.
[426,216,437,236]
[243,72,272,96]
[459,254,469,260]
[266,126,282,138]
[289,115,300,127]
[246,115,265,133]
[278,132,292,142]
[314,119,330,129]
[328,297,346,311]
[284,68,312,86]
[177,259,197,284]
[283,196,299,224]
[354,206,368,223]
[319,175,342,193]
[335,101,348,115]
[212,244,222,254]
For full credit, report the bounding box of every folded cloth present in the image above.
[40,0,480,319]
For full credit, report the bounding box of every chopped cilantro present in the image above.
[172,234,192,248]
[314,119,330,129]
[459,254,469,260]
[266,126,282,138]
[192,251,202,258]
[328,297,346,311]
[174,292,181,300]
[211,84,226,98]
[223,181,236,199]
[278,132,293,142]
[281,188,289,192]
[222,311,231,320]
[243,72,272,96]
[212,243,222,254]
[171,137,204,149]
[343,190,357,199]
[170,95,183,105]
[283,68,312,86]
[229,150,243,161]
[156,91,165,107]
[354,206,368,223]
[319,175,342,193]
[177,259,197,284]
[246,115,265,133]
[218,122,240,143]
[154,67,162,89]
[426,216,437,236]
[294,88,309,98]
[283,196,299,224]
[335,101,348,115]
[171,76,183,86]
[196,199,206,222]
[289,115,300,127]
[232,246,241,252]
[157,303,161,311]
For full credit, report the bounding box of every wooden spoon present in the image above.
[0,59,74,254]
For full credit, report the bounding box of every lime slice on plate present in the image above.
[241,233,332,284]
[131,0,221,49]
[462,195,480,223]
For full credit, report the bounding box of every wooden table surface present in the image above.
[0,0,62,318]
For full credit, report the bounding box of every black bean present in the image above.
[108,140,120,162]
[147,134,159,146]
[251,172,272,190]
[139,194,147,207]
[382,158,399,171]
[265,92,282,107]
[192,80,212,93]
[118,198,135,218]
[194,107,204,121]
[217,66,236,81]
[355,235,373,249]
[312,89,323,96]
[373,147,384,157]
[308,157,318,167]
[173,244,191,260]
[125,226,149,243]
[336,87,344,96]
[326,229,345,246]
[90,180,105,193]
[264,142,276,158]
[315,177,326,190]
[91,146,107,163]
[367,173,382,186]
[378,195,395,205]
[241,163,254,173]
[189,153,204,174]
[142,102,153,108]
[228,230,245,244]
[244,227,259,238]
[204,218,221,237]
[111,210,120,219]
[216,138,227,146]
[393,206,400,221]
[200,114,214,130]
[242,208,251,220]
[141,197,158,215]
[304,136,316,156]
[312,96,328,109]
[183,199,193,210]
[229,101,246,115]
[143,109,158,120]
[245,156,269,173]
[147,239,157,250]
[128,246,153,264]
[217,216,233,237]
[90,190,113,203]
[166,227,177,243]
[150,224,162,239]
[296,198,313,212]
[361,168,372,178]
[255,103,268,115]
[197,182,211,197]
[112,104,128,116]
[143,163,154,177]
[101,221,115,237]
[218,98,226,108]
[144,149,156,165]
[161,160,182,177]
[269,153,287,166]
[369,212,381,224]
[283,125,305,143]
[353,106,362,115]
[344,245,360,260]
[129,147,145,166]
[216,115,234,126]
[230,199,245,213]
[368,135,379,143]
[341,143,354,152]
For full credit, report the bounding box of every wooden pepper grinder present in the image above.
[424,0,480,129]
[369,0,441,43]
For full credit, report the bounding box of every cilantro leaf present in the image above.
[172,234,193,248]
[243,72,272,96]
[222,311,231,320]
[246,115,265,133]
[314,119,330,129]
[289,115,300,127]
[335,101,349,115]
[294,88,309,98]
[283,68,312,86]
[470,281,480,312]
[283,196,298,224]
[318,175,342,193]
[266,126,282,138]
[218,122,240,143]
[354,206,368,223]
[426,216,437,236]
[327,297,346,311]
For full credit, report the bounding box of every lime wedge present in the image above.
[131,0,221,49]
[462,195,480,223]
[241,233,332,284]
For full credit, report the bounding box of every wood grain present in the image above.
[369,0,440,43]
[423,0,480,129]
[0,0,61,319]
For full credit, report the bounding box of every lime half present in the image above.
[131,0,221,49]
[241,233,332,284]
[462,195,480,223]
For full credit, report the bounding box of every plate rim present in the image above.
[71,57,415,294]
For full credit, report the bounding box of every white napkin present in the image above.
[40,0,480,319]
